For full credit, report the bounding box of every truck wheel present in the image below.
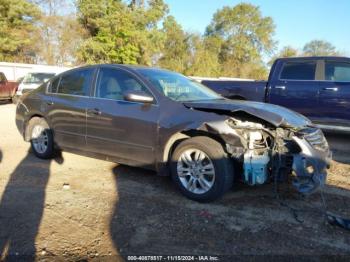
[170,136,234,202]
[28,117,54,159]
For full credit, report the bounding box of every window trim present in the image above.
[278,60,318,81]
[47,76,61,94]
[46,66,97,97]
[323,60,350,83]
[92,65,159,106]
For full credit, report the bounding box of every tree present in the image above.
[303,40,339,56]
[0,0,41,63]
[158,15,190,73]
[76,0,168,65]
[185,34,220,77]
[130,0,169,66]
[205,3,275,79]
[55,15,88,65]
[268,46,299,65]
[31,0,87,65]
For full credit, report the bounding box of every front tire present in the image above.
[28,117,54,159]
[170,136,234,202]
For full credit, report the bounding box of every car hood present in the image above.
[183,99,312,128]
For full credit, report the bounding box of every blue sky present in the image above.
[164,0,350,56]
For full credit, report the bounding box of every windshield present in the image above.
[136,68,222,102]
[23,73,55,84]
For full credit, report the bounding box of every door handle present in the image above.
[87,108,102,115]
[274,85,286,90]
[46,101,54,106]
[323,87,338,91]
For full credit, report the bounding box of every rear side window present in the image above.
[325,62,350,82]
[280,62,316,80]
[57,68,94,96]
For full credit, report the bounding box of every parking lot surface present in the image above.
[0,102,350,260]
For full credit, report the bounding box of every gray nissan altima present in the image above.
[15,64,331,201]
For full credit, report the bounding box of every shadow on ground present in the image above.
[109,162,350,258]
[325,132,350,165]
[0,150,63,261]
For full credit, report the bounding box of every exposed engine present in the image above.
[243,131,269,185]
[226,118,272,186]
[226,117,331,194]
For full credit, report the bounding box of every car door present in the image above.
[45,67,96,149]
[268,60,321,118]
[86,66,159,166]
[318,60,350,127]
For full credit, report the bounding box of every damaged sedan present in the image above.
[15,65,332,201]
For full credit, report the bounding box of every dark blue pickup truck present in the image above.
[202,57,350,131]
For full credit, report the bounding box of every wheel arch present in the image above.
[162,129,232,164]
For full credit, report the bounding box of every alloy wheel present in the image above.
[31,125,49,154]
[177,149,215,194]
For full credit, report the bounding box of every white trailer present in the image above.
[0,62,71,81]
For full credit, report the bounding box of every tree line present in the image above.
[0,0,342,79]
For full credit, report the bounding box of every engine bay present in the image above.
[225,117,331,194]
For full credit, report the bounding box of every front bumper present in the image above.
[292,136,332,194]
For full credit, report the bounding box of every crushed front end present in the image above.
[290,127,331,194]
[225,118,332,194]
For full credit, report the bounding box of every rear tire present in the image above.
[28,117,54,159]
[170,136,234,202]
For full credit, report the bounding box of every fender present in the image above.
[157,118,245,175]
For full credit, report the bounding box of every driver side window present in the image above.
[95,68,151,101]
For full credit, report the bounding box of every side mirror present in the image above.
[124,90,154,104]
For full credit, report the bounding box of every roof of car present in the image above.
[276,56,350,61]
[26,71,57,74]
[74,63,168,71]
[108,64,173,73]
[54,64,175,81]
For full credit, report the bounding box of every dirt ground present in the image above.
[0,102,350,261]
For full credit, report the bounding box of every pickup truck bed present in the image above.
[202,80,267,102]
[0,72,19,101]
